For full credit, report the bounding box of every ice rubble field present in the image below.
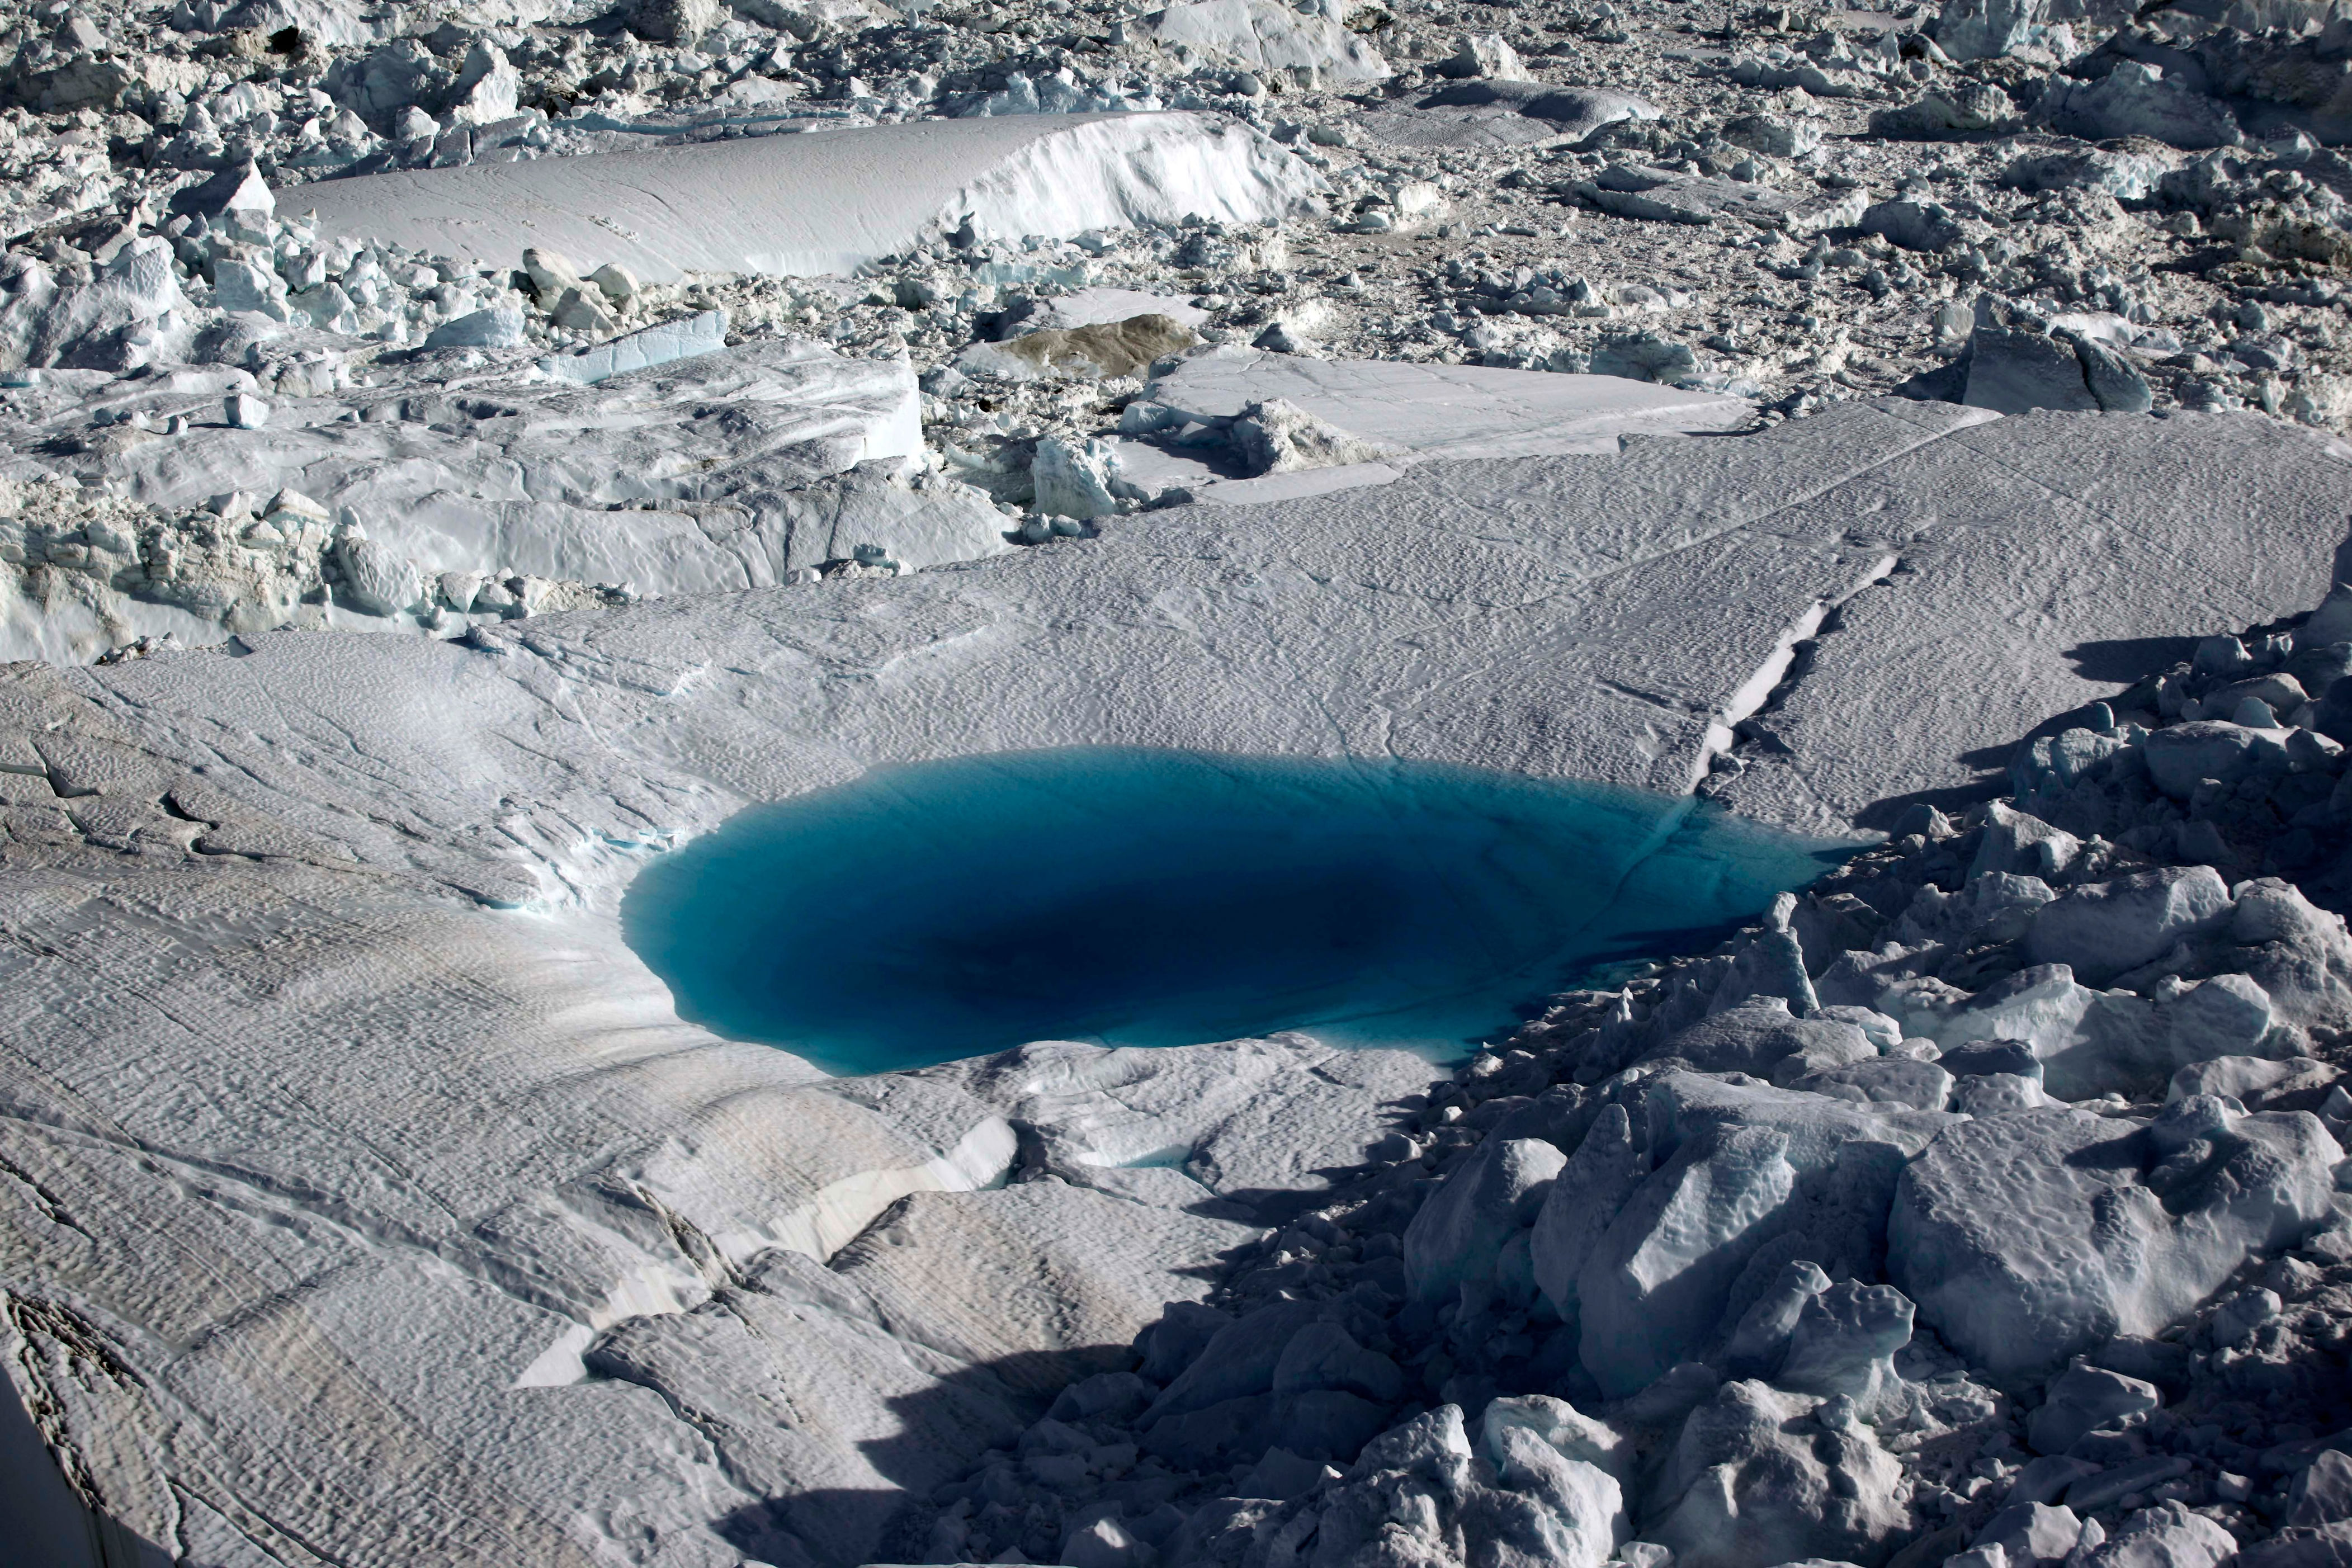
[11,0,2352,1557]
[617,748,1847,1073]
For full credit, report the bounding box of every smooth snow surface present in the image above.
[622,748,1849,1073]
[291,112,1323,281]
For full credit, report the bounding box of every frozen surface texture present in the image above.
[4,403,2352,1568]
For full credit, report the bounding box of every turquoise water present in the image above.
[620,748,1853,1076]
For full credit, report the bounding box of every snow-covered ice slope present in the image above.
[3,404,2350,1568]
[291,112,1324,281]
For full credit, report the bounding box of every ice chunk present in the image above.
[2039,63,2244,151]
[2289,1451,2352,1528]
[2143,720,2290,797]
[1270,1321,1403,1404]
[0,239,192,372]
[423,304,526,350]
[1031,436,1141,520]
[1721,1258,1831,1379]
[1649,1381,1907,1568]
[1636,1000,1874,1082]
[2080,1503,2237,1568]
[1774,1281,1914,1411]
[1118,0,1388,84]
[299,113,1324,283]
[1482,1395,1632,1483]
[1439,33,1527,80]
[1974,1503,2084,1568]
[1529,1104,1646,1323]
[1485,1425,1625,1568]
[334,534,424,617]
[1229,398,1400,476]
[545,308,730,384]
[1889,1102,2342,1380]
[1402,1135,1565,1303]
[2023,867,2235,986]
[2026,1363,2160,1455]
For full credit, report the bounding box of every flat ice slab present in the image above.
[1117,349,1754,501]
[1148,348,1754,458]
[290,112,1323,281]
[1350,82,1661,149]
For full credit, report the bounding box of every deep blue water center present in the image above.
[621,748,1853,1076]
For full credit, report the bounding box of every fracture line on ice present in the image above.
[1687,552,1900,794]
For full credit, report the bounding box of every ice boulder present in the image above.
[1774,1281,1915,1413]
[1134,1297,1391,1466]
[1481,1425,1626,1568]
[1722,1258,1833,1379]
[1439,33,1527,81]
[1577,1076,1950,1396]
[1314,1402,1624,1568]
[1787,1057,1954,1112]
[2081,1503,2237,1568]
[1964,323,2152,416]
[1647,1381,1908,1568]
[2143,721,2290,798]
[2167,1054,2337,1109]
[1031,436,1142,519]
[333,534,424,617]
[1974,1502,2084,1568]
[2291,1451,2352,1528]
[299,113,1324,283]
[1888,1101,2343,1382]
[1272,1321,1405,1405]
[1958,965,2284,1104]
[1482,1395,1633,1485]
[2213,880,2352,1033]
[1969,802,2080,881]
[1402,1136,1565,1303]
[1139,1298,1319,1425]
[2023,867,2235,986]
[1230,399,1400,477]
[423,303,526,351]
[1636,999,1874,1083]
[2025,1363,2160,1455]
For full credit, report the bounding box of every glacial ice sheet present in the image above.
[621,748,1852,1073]
[291,112,1324,281]
[4,404,2352,1566]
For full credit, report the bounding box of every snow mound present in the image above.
[289,112,1325,282]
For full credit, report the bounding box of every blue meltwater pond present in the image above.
[620,748,1854,1076]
